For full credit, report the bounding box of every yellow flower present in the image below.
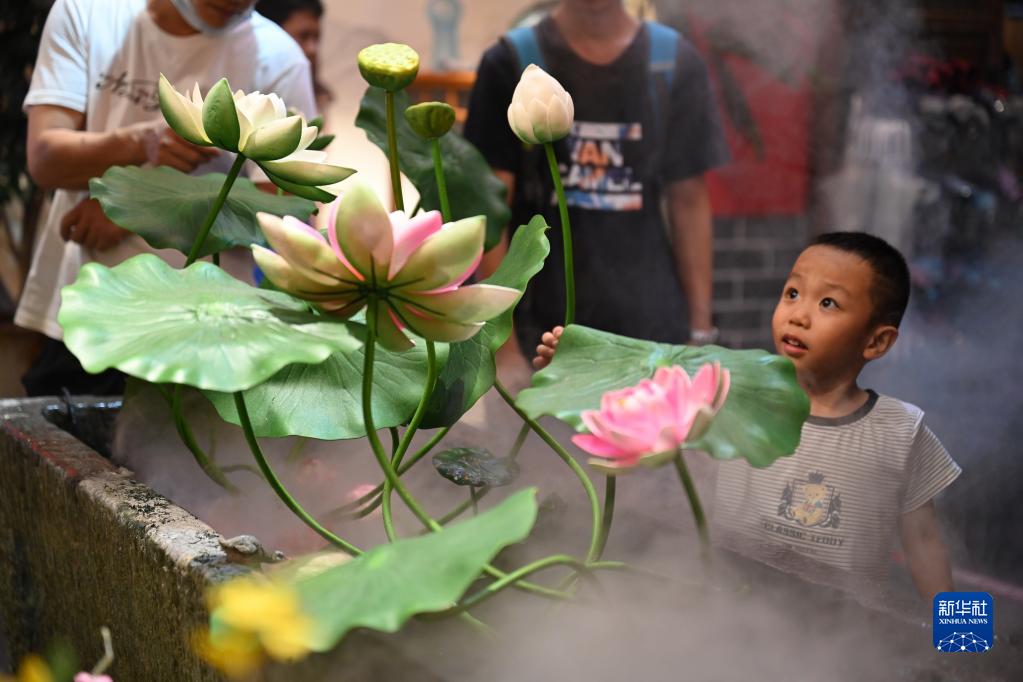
[1,655,54,682]
[198,576,317,678]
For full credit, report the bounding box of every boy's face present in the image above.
[194,0,255,28]
[771,245,886,381]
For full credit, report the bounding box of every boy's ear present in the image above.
[863,324,899,361]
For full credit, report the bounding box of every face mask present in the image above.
[169,0,253,35]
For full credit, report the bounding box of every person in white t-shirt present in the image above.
[18,0,316,395]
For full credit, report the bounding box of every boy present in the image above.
[535,232,961,601]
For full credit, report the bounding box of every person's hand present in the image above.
[60,198,131,251]
[532,326,564,370]
[135,121,220,173]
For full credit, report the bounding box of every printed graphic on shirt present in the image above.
[561,121,643,211]
[96,71,160,112]
[778,471,842,529]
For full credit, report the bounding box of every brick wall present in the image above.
[712,215,810,350]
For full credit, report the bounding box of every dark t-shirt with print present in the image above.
[464,17,728,350]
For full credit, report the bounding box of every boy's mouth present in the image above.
[780,334,808,356]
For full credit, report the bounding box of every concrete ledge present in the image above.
[0,397,244,680]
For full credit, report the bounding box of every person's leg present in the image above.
[21,338,125,396]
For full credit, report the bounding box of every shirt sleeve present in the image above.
[24,0,90,113]
[463,40,522,174]
[901,425,961,513]
[660,38,729,182]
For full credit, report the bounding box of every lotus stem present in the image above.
[544,142,575,325]
[234,390,361,556]
[325,426,452,522]
[430,138,452,222]
[384,90,404,211]
[362,301,571,600]
[595,475,617,560]
[673,449,711,569]
[493,380,602,563]
[185,152,245,266]
[382,339,440,540]
[170,385,236,493]
[429,554,590,619]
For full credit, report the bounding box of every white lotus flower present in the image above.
[506,64,575,145]
[158,75,354,198]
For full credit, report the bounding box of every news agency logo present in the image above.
[933,592,994,653]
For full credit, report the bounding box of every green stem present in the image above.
[234,391,361,556]
[325,427,452,522]
[673,450,711,566]
[508,422,529,459]
[170,386,236,493]
[382,339,440,540]
[430,138,451,222]
[212,252,220,267]
[493,380,602,563]
[429,555,589,619]
[388,427,400,457]
[384,90,404,211]
[362,301,570,600]
[469,486,480,516]
[595,475,617,560]
[544,142,574,325]
[435,487,489,526]
[185,153,245,266]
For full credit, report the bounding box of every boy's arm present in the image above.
[900,499,954,600]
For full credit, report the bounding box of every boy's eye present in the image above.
[820,297,839,310]
[784,288,798,300]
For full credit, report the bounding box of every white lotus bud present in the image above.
[506,65,574,145]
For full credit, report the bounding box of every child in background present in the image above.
[534,232,960,601]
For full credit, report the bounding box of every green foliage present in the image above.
[90,166,315,258]
[356,88,510,250]
[292,488,538,648]
[204,325,450,440]
[516,325,810,467]
[58,254,352,392]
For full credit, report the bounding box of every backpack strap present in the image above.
[647,21,679,92]
[645,20,679,139]
[505,25,545,73]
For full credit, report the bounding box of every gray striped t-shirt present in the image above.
[712,391,960,593]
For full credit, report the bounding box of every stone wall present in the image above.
[713,215,810,350]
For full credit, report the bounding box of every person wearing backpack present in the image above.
[464,0,729,377]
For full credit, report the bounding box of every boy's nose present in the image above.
[788,305,811,328]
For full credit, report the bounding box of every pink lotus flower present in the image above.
[74,674,113,682]
[253,181,519,351]
[572,363,730,474]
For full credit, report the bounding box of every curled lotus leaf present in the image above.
[432,448,519,487]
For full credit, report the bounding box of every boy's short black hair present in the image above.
[812,232,910,327]
[256,0,323,24]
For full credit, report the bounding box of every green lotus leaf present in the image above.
[433,447,519,487]
[290,488,537,648]
[203,324,451,440]
[357,43,420,91]
[356,88,510,251]
[58,254,353,392]
[404,101,456,140]
[419,217,549,427]
[89,166,315,258]
[516,325,810,468]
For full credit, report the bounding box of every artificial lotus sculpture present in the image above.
[507,64,575,146]
[572,363,731,474]
[252,181,520,351]
[158,75,354,200]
